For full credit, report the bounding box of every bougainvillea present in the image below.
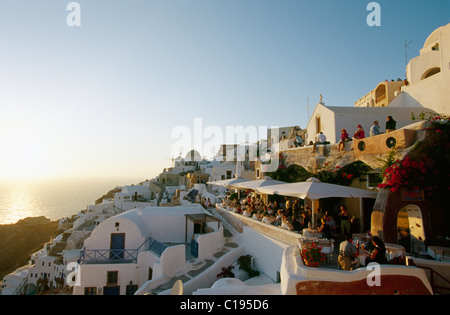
[300,242,326,263]
[378,156,427,193]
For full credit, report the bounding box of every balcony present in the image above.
[79,236,169,264]
[353,128,417,160]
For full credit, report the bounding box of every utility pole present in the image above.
[405,39,413,79]
[306,97,310,120]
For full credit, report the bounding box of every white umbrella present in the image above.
[255,180,378,228]
[231,178,287,190]
[255,181,378,200]
[206,178,251,188]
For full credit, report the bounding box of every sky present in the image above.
[0,0,448,182]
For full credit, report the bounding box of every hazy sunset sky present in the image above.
[0,0,448,181]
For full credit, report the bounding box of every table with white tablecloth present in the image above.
[352,233,371,247]
[302,228,323,238]
[385,243,406,261]
[356,249,371,266]
[298,236,334,259]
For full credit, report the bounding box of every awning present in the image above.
[231,178,286,190]
[254,181,378,200]
[206,178,252,188]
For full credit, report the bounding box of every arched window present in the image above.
[421,67,441,80]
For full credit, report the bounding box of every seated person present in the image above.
[312,132,327,153]
[318,218,332,239]
[281,215,294,231]
[353,124,365,139]
[366,236,388,264]
[338,129,351,151]
[261,213,276,225]
[338,234,360,270]
[252,210,263,221]
[242,208,251,217]
[291,215,301,231]
[294,135,303,147]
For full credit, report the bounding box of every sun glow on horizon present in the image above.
[0,114,63,181]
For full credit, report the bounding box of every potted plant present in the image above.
[300,242,326,267]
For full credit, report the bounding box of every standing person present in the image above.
[338,205,351,236]
[369,121,381,136]
[353,125,365,139]
[386,116,397,132]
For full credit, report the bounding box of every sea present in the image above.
[0,177,140,225]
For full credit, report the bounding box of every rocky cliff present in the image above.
[0,216,60,280]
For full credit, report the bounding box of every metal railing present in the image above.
[79,236,169,264]
[417,266,450,295]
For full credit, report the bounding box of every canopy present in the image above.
[206,178,251,188]
[254,181,378,200]
[231,178,286,190]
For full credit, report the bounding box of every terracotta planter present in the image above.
[304,260,320,267]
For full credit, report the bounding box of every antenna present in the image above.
[405,39,413,78]
[306,97,310,120]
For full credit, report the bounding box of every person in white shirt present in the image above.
[369,121,381,137]
[312,132,327,153]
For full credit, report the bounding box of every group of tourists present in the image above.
[337,115,397,151]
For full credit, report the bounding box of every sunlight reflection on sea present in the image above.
[0,177,138,225]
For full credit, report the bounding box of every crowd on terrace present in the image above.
[219,193,359,240]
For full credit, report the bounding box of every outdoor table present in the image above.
[385,243,406,261]
[352,233,371,246]
[427,246,450,261]
[356,249,371,266]
[303,228,323,238]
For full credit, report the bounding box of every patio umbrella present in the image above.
[231,178,287,190]
[206,178,252,188]
[254,180,378,200]
[254,179,378,228]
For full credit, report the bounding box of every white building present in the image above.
[73,204,226,295]
[305,103,435,145]
[391,23,450,115]
[113,185,157,211]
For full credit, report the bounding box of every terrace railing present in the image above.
[79,236,169,264]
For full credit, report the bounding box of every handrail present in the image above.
[417,266,450,295]
[12,277,28,295]
[79,236,168,264]
[442,250,450,261]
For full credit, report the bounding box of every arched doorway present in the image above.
[397,205,426,255]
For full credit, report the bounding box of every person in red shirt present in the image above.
[353,125,365,139]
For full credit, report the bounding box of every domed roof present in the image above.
[184,149,202,161]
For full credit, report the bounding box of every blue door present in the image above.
[110,233,125,260]
[103,286,120,295]
[191,238,198,258]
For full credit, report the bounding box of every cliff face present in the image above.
[0,217,60,280]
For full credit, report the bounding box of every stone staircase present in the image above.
[48,231,72,263]
[148,241,240,295]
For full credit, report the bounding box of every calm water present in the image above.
[0,178,139,225]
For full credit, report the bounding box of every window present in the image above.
[84,287,97,295]
[421,67,441,80]
[126,284,138,295]
[315,115,321,134]
[107,271,118,286]
[148,267,153,281]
